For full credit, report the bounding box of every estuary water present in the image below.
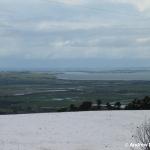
[57,70,150,81]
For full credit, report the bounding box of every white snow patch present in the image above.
[0,110,149,150]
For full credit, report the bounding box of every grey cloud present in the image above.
[0,0,150,69]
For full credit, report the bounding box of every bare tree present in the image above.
[133,121,150,150]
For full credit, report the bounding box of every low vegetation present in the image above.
[125,96,150,110]
[1,71,150,114]
[61,96,150,112]
[1,96,150,114]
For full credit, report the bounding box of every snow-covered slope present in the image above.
[0,110,149,150]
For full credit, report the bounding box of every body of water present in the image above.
[57,71,150,80]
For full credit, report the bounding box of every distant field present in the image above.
[0,71,150,114]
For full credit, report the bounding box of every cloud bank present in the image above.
[0,0,150,69]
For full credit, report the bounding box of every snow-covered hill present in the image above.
[0,110,149,150]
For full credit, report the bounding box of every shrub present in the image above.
[134,120,150,150]
[114,102,121,110]
[79,101,92,111]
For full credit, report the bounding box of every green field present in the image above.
[0,71,150,114]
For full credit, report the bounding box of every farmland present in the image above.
[0,71,150,114]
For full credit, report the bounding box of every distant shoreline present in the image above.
[57,70,150,81]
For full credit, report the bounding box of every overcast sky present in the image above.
[0,0,150,70]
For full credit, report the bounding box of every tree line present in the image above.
[58,96,150,112]
[1,96,150,114]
